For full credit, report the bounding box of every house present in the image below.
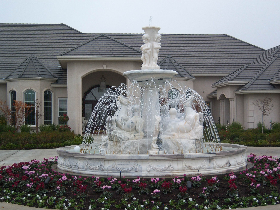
[1,23,278,134]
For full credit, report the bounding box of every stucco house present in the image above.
[0,23,279,134]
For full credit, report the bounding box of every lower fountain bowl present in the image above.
[57,143,247,177]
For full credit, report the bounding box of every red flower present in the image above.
[161,181,172,189]
[179,186,188,193]
[120,183,126,189]
[123,187,132,193]
[139,182,147,189]
[207,178,216,186]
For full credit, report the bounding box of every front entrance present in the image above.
[83,85,111,120]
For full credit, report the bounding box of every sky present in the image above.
[1,0,280,49]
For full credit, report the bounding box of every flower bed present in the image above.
[0,154,280,209]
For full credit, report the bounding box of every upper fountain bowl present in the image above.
[124,69,178,83]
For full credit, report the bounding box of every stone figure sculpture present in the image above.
[141,27,161,70]
[106,95,144,142]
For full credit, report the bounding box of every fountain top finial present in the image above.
[141,26,161,70]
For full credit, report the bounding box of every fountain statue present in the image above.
[57,26,247,177]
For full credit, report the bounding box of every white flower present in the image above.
[189,198,193,201]
[89,205,91,209]
[133,197,136,200]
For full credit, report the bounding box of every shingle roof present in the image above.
[106,34,264,75]
[0,23,92,83]
[5,55,56,80]
[212,45,280,91]
[159,56,194,79]
[0,23,266,84]
[62,34,141,57]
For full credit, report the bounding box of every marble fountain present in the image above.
[57,26,247,177]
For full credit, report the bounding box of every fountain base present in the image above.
[57,143,247,177]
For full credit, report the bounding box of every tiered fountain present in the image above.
[57,26,247,177]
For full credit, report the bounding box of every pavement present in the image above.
[0,146,279,209]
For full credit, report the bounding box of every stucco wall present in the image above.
[243,93,280,129]
[0,83,7,102]
[6,79,58,126]
[52,86,67,125]
[67,59,142,134]
[82,70,126,96]
[193,76,222,100]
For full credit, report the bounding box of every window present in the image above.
[44,90,52,125]
[24,89,35,125]
[168,88,179,99]
[58,98,67,124]
[10,90,16,125]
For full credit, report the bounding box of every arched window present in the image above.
[44,90,52,125]
[24,89,35,125]
[10,90,16,125]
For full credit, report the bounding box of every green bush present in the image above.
[39,124,58,132]
[0,115,6,125]
[0,131,81,150]
[0,124,16,133]
[20,124,31,133]
[217,121,280,147]
[271,123,280,133]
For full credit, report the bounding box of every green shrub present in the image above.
[0,131,79,150]
[58,125,71,132]
[271,123,280,133]
[20,124,31,133]
[0,124,16,133]
[0,115,6,125]
[39,124,58,132]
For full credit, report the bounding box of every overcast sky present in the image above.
[1,0,280,49]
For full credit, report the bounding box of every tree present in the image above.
[253,97,273,133]
[0,100,11,125]
[35,99,42,133]
[13,101,32,131]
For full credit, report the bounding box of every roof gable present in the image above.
[213,45,280,91]
[5,55,56,80]
[62,34,141,57]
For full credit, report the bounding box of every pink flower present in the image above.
[151,178,160,183]
[256,184,260,188]
[26,183,33,188]
[22,166,29,170]
[151,189,160,194]
[61,175,67,181]
[102,185,112,189]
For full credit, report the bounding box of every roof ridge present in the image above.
[159,56,194,79]
[240,54,279,91]
[60,35,103,55]
[18,57,30,78]
[212,63,250,87]
[224,34,264,50]
[213,45,280,87]
[61,34,141,56]
[32,56,56,78]
[5,55,56,79]
[101,34,141,53]
[60,23,81,33]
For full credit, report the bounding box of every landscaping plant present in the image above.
[0,153,280,209]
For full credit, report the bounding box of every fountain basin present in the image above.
[124,69,177,83]
[57,143,247,177]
